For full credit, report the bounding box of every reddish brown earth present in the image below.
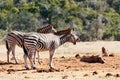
[0,55,120,80]
[0,55,120,73]
[0,41,120,80]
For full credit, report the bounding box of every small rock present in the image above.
[109,53,115,57]
[7,69,15,74]
[22,72,27,74]
[83,74,88,77]
[114,74,120,77]
[75,54,81,59]
[49,68,60,72]
[9,65,13,68]
[24,76,30,79]
[93,71,98,75]
[61,56,65,59]
[62,75,68,79]
[105,73,113,77]
[66,66,71,69]
[36,68,49,73]
[0,67,6,72]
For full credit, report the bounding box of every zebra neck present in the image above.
[60,34,69,45]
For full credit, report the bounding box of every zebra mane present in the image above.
[36,24,55,32]
[54,28,71,35]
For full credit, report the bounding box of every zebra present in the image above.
[4,24,57,64]
[35,24,57,64]
[23,28,79,70]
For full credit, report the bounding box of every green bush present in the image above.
[0,29,7,39]
[0,0,120,41]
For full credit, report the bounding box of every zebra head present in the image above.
[49,24,57,33]
[66,28,79,45]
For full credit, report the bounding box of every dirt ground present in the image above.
[0,41,120,80]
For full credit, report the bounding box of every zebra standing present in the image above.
[5,31,25,64]
[5,24,56,64]
[35,24,57,64]
[23,28,79,70]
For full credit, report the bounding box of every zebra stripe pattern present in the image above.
[23,28,79,70]
[5,24,56,64]
[37,24,56,33]
[5,31,25,64]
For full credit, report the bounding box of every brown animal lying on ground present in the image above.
[80,55,105,63]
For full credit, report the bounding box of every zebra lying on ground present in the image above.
[23,28,79,70]
[4,24,56,64]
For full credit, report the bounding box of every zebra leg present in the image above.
[23,54,29,70]
[38,52,41,64]
[7,47,12,63]
[28,51,36,69]
[28,54,36,69]
[7,49,10,63]
[33,51,36,64]
[12,46,18,64]
[6,40,10,63]
[49,50,55,69]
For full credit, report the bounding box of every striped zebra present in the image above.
[35,24,56,64]
[23,28,79,70]
[5,24,56,64]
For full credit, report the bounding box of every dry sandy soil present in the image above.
[0,41,120,80]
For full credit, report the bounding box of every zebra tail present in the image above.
[5,41,9,50]
[23,44,28,56]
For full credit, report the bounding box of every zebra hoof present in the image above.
[32,67,36,70]
[49,67,55,72]
[33,62,35,64]
[25,67,29,70]
[50,67,54,70]
[7,61,10,64]
[15,62,19,64]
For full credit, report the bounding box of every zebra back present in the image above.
[54,28,71,35]
[36,24,56,34]
[5,31,25,47]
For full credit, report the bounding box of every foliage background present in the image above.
[0,0,120,41]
